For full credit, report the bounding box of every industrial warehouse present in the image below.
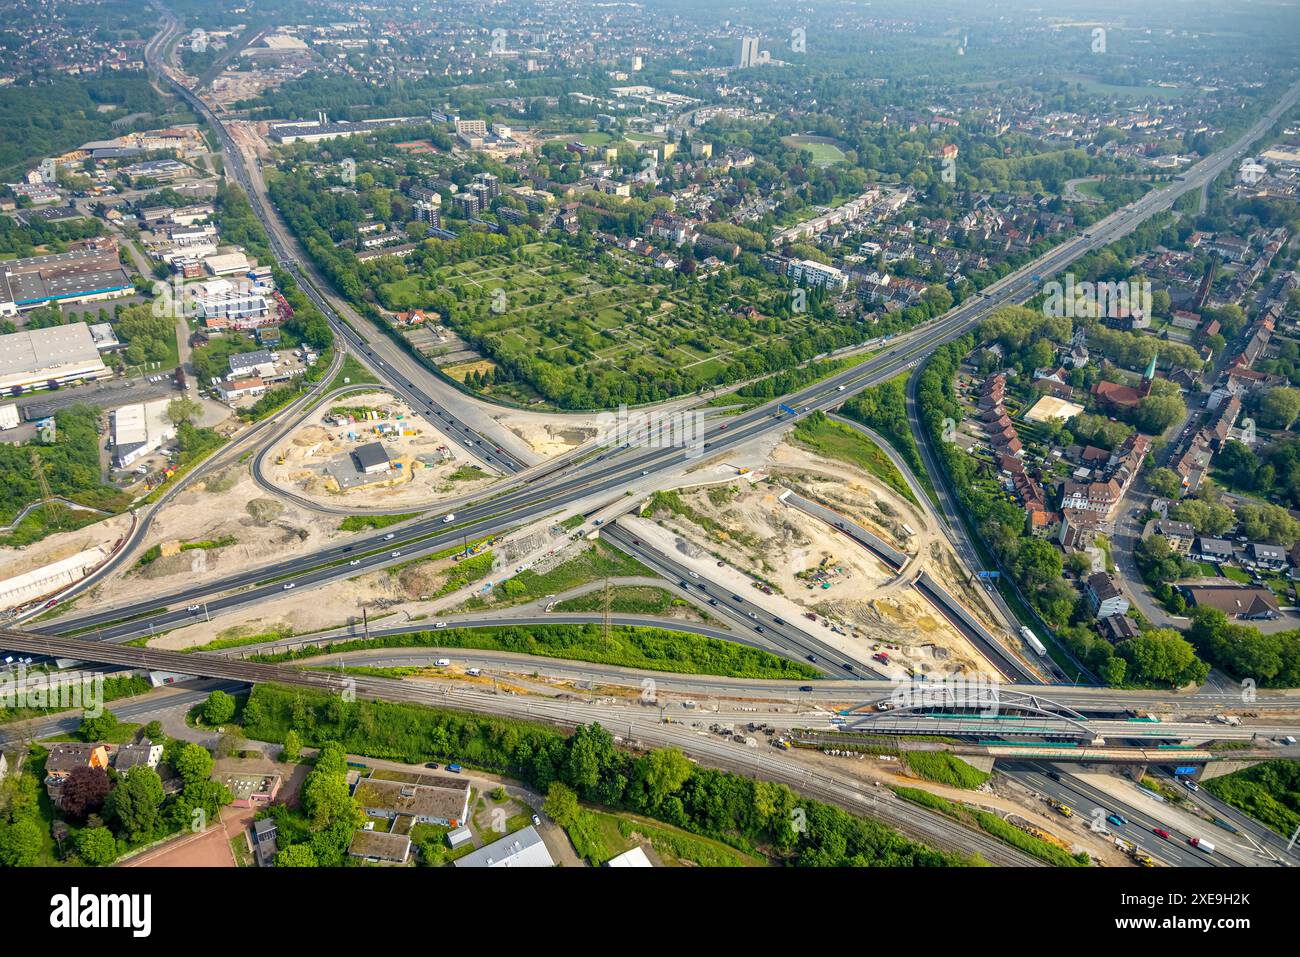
[0,240,133,314]
[0,321,112,394]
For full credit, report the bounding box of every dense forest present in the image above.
[0,405,129,526]
[0,72,168,177]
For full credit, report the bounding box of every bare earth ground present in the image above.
[81,465,345,612]
[263,390,498,507]
[0,513,133,581]
[493,408,608,458]
[146,521,585,650]
[493,398,714,458]
[623,438,1001,678]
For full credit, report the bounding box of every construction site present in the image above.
[621,435,1010,680]
[264,390,497,506]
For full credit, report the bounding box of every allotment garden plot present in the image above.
[384,241,841,408]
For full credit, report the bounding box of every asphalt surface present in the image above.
[14,13,1295,867]
[598,522,882,678]
[1001,763,1224,868]
[41,64,1299,669]
[144,17,536,476]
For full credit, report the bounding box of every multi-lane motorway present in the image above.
[16,11,1297,866]
[599,523,882,678]
[31,62,1300,655]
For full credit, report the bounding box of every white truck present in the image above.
[442,513,455,523]
[1020,626,1048,657]
[434,658,451,667]
[1188,837,1215,855]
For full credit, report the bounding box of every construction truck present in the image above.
[1051,801,1074,818]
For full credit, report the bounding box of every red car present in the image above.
[1153,827,1170,840]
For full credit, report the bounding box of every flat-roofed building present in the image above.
[204,252,250,276]
[0,244,132,313]
[786,258,848,291]
[110,398,176,468]
[191,280,270,327]
[454,825,554,868]
[252,818,278,866]
[0,322,111,394]
[352,776,470,827]
[221,772,282,808]
[347,829,412,864]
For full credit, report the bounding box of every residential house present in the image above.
[112,741,162,771]
[1244,543,1287,572]
[1143,519,1195,555]
[1085,572,1130,619]
[1099,614,1140,644]
[1058,508,1112,550]
[1191,537,1235,564]
[1181,585,1280,620]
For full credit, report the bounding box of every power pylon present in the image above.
[30,448,63,523]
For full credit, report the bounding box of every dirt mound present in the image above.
[246,499,285,524]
